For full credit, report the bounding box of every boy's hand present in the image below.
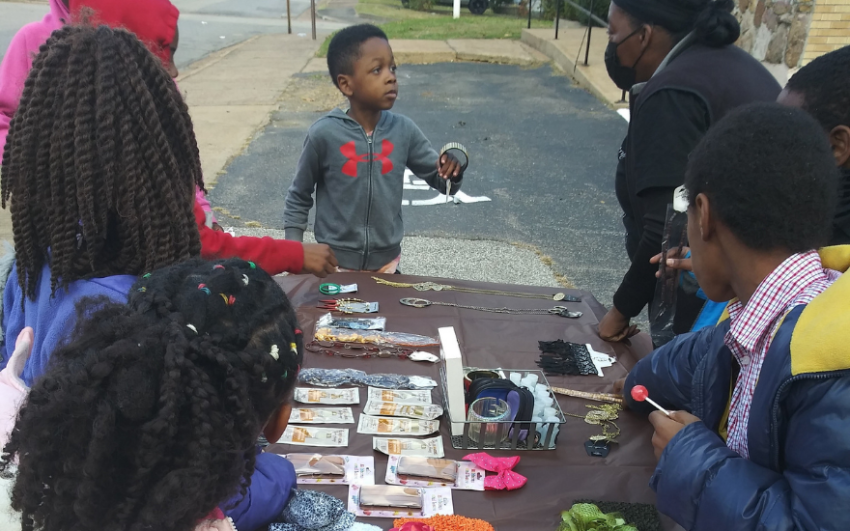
[599,307,639,342]
[301,243,338,278]
[437,153,463,181]
[650,247,692,277]
[649,410,701,460]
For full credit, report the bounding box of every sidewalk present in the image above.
[179,35,550,186]
[522,27,627,108]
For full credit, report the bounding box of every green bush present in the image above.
[541,0,609,23]
[408,0,433,11]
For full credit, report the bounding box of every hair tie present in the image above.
[213,264,225,270]
[282,370,288,380]
[248,261,256,269]
[137,287,146,292]
[186,324,198,334]
[242,274,250,286]
[198,283,211,295]
[295,329,302,336]
[219,293,236,306]
[143,273,151,278]
[290,342,298,356]
[270,344,280,361]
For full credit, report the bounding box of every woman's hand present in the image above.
[650,247,692,277]
[599,307,639,342]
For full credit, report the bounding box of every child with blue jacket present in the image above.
[623,103,850,530]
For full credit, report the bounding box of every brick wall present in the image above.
[803,0,850,64]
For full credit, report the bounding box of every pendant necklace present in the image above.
[399,297,582,318]
[375,277,580,302]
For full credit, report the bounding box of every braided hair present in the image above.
[0,24,203,301]
[0,258,303,531]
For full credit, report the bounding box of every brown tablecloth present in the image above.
[268,273,665,531]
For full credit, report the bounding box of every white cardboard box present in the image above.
[439,326,466,436]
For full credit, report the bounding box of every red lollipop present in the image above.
[630,385,671,416]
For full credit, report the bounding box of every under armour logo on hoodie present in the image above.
[340,140,395,177]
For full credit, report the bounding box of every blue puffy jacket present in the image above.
[625,252,850,530]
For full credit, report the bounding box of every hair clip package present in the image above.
[285,453,375,485]
[386,456,485,491]
[357,415,439,436]
[368,387,433,404]
[348,484,454,519]
[277,426,349,447]
[373,436,445,458]
[294,387,360,405]
[289,407,355,424]
[299,368,437,390]
[314,327,439,348]
[363,400,443,421]
[317,312,386,331]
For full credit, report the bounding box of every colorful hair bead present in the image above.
[248,261,256,269]
[137,287,146,292]
[213,265,225,270]
[200,287,211,295]
[242,274,250,286]
[290,342,298,355]
[282,370,288,380]
[186,324,198,334]
[219,293,236,306]
[295,329,302,336]
[269,345,280,361]
[143,273,151,278]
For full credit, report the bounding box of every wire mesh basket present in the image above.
[439,367,566,451]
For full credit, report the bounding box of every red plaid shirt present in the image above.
[724,251,837,458]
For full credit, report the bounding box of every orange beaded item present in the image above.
[392,515,495,531]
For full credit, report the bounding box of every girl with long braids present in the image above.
[1,258,302,531]
[1,24,203,383]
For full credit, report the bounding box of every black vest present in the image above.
[620,43,781,254]
[633,43,781,125]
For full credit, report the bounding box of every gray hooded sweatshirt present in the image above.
[284,109,462,271]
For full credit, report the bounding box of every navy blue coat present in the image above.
[625,271,850,530]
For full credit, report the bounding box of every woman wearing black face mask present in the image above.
[599,0,781,343]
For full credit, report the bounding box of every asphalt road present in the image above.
[0,0,326,69]
[209,62,632,304]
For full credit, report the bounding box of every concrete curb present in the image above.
[521,28,627,108]
[390,39,550,67]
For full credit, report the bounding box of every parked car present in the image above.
[401,0,489,15]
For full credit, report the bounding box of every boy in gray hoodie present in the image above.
[283,24,465,272]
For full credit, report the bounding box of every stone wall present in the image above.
[736,0,850,82]
[736,0,814,82]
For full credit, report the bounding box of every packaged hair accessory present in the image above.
[386,456,485,491]
[363,400,443,421]
[277,426,349,447]
[299,369,437,390]
[373,436,445,458]
[294,387,360,405]
[285,453,375,485]
[349,485,453,519]
[289,407,355,424]
[314,327,439,348]
[317,312,387,331]
[357,415,439,436]
[368,387,433,404]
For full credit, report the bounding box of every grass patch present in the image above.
[317,0,549,56]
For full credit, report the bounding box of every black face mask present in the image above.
[605,28,645,91]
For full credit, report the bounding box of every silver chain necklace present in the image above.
[399,297,583,318]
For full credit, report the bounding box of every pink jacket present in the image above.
[0,0,213,217]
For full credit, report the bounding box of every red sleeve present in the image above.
[195,202,304,275]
